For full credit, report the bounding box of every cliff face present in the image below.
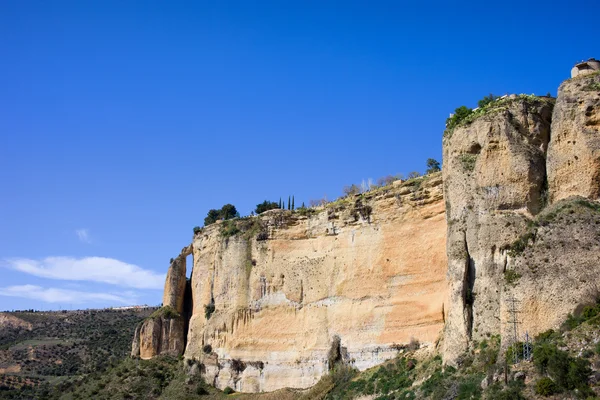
[547,72,600,202]
[131,247,191,360]
[442,96,554,363]
[443,75,600,364]
[188,176,447,392]
[133,175,448,392]
[132,66,600,392]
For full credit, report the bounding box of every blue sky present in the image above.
[0,0,597,311]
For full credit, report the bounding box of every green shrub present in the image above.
[486,380,526,400]
[535,377,559,396]
[504,269,521,285]
[255,200,279,214]
[193,226,202,234]
[204,303,215,320]
[533,342,591,391]
[221,220,240,238]
[149,306,180,320]
[446,105,473,133]
[223,386,234,394]
[459,154,477,172]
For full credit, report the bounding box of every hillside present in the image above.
[0,308,155,399]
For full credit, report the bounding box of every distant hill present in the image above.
[0,307,155,399]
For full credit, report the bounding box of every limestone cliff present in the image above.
[442,73,600,365]
[547,71,600,202]
[132,61,600,392]
[131,247,191,360]
[133,175,448,392]
[442,95,554,363]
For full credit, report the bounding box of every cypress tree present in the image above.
[279,198,282,209]
[292,196,295,210]
[288,196,291,210]
[282,200,285,210]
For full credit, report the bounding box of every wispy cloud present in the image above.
[0,285,137,304]
[3,257,165,290]
[76,229,91,244]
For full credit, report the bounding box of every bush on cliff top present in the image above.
[149,305,180,320]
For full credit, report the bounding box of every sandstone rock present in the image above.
[163,246,191,313]
[184,176,448,392]
[138,311,186,359]
[547,72,600,203]
[442,96,554,364]
[131,322,141,357]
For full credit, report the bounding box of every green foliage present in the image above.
[446,105,473,133]
[204,204,238,226]
[426,158,441,174]
[220,220,240,238]
[535,377,559,396]
[327,358,415,399]
[223,386,234,394]
[504,269,521,286]
[193,226,202,234]
[477,93,498,108]
[533,342,591,391]
[149,305,180,320]
[255,200,279,214]
[459,153,477,172]
[582,79,600,92]
[204,209,221,226]
[486,380,526,400]
[204,303,215,320]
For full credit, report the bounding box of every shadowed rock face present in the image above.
[547,72,600,203]
[138,315,186,359]
[131,246,192,360]
[442,96,554,364]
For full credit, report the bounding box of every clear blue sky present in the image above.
[0,0,597,311]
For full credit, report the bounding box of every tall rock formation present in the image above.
[134,175,448,392]
[442,95,554,364]
[132,61,600,392]
[131,246,192,359]
[547,71,600,202]
[443,70,600,366]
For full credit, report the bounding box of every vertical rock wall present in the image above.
[547,72,600,202]
[442,96,554,364]
[132,246,192,359]
[185,176,448,392]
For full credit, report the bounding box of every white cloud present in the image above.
[3,257,165,290]
[0,285,137,305]
[76,229,91,243]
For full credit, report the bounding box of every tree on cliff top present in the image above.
[204,204,238,226]
[255,200,279,214]
[426,158,441,174]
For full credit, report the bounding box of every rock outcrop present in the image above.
[547,71,600,202]
[134,175,448,392]
[132,246,192,359]
[442,95,554,364]
[133,59,600,392]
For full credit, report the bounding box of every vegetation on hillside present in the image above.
[0,308,155,399]
[444,94,555,138]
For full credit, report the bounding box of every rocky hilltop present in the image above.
[443,70,600,364]
[132,67,600,393]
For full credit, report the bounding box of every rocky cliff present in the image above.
[443,71,600,365]
[132,66,600,392]
[133,175,448,392]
